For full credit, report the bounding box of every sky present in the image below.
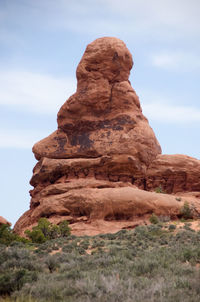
[0,0,200,226]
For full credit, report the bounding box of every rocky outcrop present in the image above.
[0,216,11,226]
[32,37,161,169]
[14,37,200,236]
[146,154,200,194]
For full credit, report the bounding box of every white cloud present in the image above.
[74,1,199,39]
[105,0,200,30]
[52,0,200,38]
[142,101,200,124]
[137,89,200,124]
[1,0,200,42]
[0,70,76,114]
[151,51,200,72]
[0,129,49,149]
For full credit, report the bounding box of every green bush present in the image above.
[0,269,38,296]
[25,229,46,244]
[25,218,71,243]
[0,224,28,246]
[149,213,159,224]
[180,201,193,220]
[169,224,176,231]
[59,221,71,237]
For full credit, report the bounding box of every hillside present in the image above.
[1,221,200,302]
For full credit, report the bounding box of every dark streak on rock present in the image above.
[71,133,93,149]
[57,137,67,150]
[60,115,135,135]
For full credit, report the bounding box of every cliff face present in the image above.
[14,37,200,236]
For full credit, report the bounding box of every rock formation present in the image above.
[146,154,200,194]
[14,37,200,236]
[0,216,11,226]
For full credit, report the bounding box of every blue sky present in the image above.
[0,0,200,225]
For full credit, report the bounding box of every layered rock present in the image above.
[146,154,200,194]
[14,37,200,236]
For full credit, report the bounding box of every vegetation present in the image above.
[155,185,164,193]
[0,224,28,246]
[180,201,193,220]
[168,224,176,231]
[25,218,71,243]
[149,213,159,224]
[0,219,71,246]
[1,223,200,301]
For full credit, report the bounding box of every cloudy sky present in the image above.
[1,0,200,225]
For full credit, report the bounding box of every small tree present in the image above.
[25,228,46,243]
[37,218,51,238]
[0,224,28,245]
[25,218,71,243]
[180,201,193,220]
[59,220,71,237]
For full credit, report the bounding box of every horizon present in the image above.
[0,0,200,225]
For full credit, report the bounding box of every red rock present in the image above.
[0,216,11,226]
[32,37,161,171]
[15,185,185,236]
[14,37,200,236]
[146,154,200,193]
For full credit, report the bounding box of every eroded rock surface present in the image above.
[32,37,161,169]
[14,37,200,236]
[146,154,200,194]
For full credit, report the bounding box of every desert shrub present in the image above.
[0,246,41,272]
[180,201,193,219]
[133,257,159,276]
[169,224,176,231]
[183,223,194,231]
[2,225,200,301]
[45,255,60,273]
[114,229,127,240]
[0,269,37,296]
[76,246,86,255]
[79,240,89,250]
[25,218,71,243]
[149,213,159,224]
[99,233,116,240]
[62,244,74,253]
